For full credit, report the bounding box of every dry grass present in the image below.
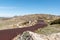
[35,24,60,35]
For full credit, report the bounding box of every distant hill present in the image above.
[0,14,60,30]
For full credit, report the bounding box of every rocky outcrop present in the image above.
[13,31,60,40]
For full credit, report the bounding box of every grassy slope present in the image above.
[35,18,60,35]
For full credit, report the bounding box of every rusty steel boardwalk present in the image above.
[0,21,47,40]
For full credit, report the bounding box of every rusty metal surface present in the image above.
[0,21,47,40]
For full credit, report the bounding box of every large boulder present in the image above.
[13,31,48,40]
[13,31,60,40]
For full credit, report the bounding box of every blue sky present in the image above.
[0,0,60,17]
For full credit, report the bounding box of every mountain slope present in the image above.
[0,14,60,30]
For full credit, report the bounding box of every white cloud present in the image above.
[0,6,16,9]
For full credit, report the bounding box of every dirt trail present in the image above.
[0,21,47,40]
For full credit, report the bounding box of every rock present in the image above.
[13,31,60,40]
[13,31,48,40]
[48,33,60,40]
